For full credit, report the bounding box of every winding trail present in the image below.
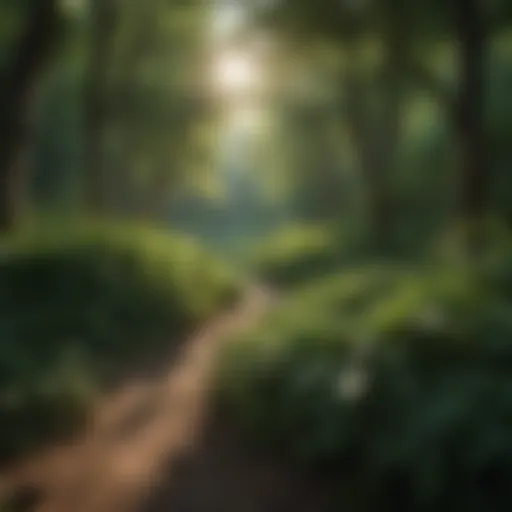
[1,288,334,512]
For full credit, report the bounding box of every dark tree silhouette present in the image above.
[83,0,118,213]
[0,0,59,230]
[455,0,487,225]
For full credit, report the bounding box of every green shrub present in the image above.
[244,224,345,288]
[0,220,241,461]
[215,261,512,510]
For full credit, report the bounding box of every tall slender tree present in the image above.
[0,0,60,230]
[83,0,118,213]
[455,0,487,226]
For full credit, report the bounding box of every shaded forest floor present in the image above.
[0,287,335,512]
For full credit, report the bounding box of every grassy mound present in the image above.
[215,255,512,510]
[245,224,345,289]
[0,221,241,462]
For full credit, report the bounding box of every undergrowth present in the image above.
[0,220,241,462]
[216,239,512,510]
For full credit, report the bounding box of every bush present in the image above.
[244,224,345,289]
[215,261,512,510]
[0,220,241,461]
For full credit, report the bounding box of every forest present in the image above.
[1,0,512,511]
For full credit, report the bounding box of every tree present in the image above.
[455,0,487,226]
[81,0,215,220]
[0,0,60,230]
[83,0,118,213]
[253,0,410,245]
[254,0,496,246]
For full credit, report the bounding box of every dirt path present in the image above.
[0,288,334,512]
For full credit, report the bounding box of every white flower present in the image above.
[336,365,369,401]
[417,307,445,329]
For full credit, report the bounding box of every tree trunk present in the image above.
[371,4,407,250]
[83,0,117,213]
[0,0,59,231]
[342,2,408,249]
[344,59,391,246]
[455,0,487,226]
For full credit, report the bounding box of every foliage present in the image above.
[242,220,414,289]
[215,252,512,510]
[0,220,241,461]
[243,224,346,288]
[1,4,512,511]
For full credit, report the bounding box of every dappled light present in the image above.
[214,51,259,95]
